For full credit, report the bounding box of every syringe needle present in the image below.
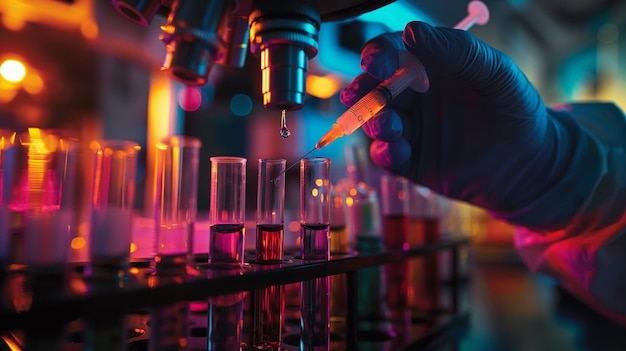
[283,147,317,174]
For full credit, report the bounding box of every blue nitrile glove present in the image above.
[340,21,604,232]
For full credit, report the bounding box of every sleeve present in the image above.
[512,102,626,325]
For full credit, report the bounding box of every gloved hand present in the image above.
[340,21,602,231]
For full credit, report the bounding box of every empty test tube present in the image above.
[153,135,201,275]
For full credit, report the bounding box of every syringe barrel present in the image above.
[333,54,424,138]
[335,87,390,136]
[380,66,420,98]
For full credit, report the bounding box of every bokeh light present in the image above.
[0,59,26,83]
[178,86,202,112]
[306,74,341,99]
[230,93,253,117]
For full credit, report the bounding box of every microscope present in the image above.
[109,0,395,112]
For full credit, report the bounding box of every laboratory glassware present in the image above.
[253,158,286,351]
[153,135,201,275]
[12,129,80,277]
[300,157,331,351]
[256,158,286,263]
[209,156,246,267]
[88,139,140,282]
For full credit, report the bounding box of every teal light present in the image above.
[230,93,253,117]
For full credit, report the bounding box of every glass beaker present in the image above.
[153,135,201,275]
[209,156,246,267]
[11,129,80,276]
[88,139,140,282]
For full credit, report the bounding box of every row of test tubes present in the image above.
[0,128,337,351]
[0,127,462,351]
[0,128,334,276]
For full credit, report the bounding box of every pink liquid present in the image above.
[256,224,284,263]
[300,223,330,260]
[209,224,245,267]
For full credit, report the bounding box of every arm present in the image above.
[514,102,626,324]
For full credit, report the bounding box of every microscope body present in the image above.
[110,0,394,111]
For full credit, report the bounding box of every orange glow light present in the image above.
[23,72,44,95]
[80,20,98,40]
[0,59,26,83]
[1,13,25,32]
[71,237,86,250]
[306,74,341,99]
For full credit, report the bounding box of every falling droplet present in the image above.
[280,109,291,138]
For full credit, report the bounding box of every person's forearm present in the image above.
[514,101,626,323]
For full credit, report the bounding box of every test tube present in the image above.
[88,140,140,282]
[329,184,349,255]
[299,157,330,351]
[253,158,285,351]
[153,135,201,275]
[299,157,331,260]
[329,183,348,337]
[408,185,441,315]
[256,158,286,263]
[380,175,411,345]
[209,156,246,267]
[13,129,80,277]
[0,129,15,278]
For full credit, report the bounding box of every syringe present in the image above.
[315,0,490,150]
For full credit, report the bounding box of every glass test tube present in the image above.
[253,158,286,351]
[256,158,286,263]
[380,175,411,347]
[0,129,15,277]
[300,157,330,260]
[12,129,80,276]
[329,183,348,337]
[88,140,140,282]
[380,175,410,250]
[209,156,246,267]
[300,157,331,351]
[153,135,201,275]
[408,185,441,315]
[329,184,349,255]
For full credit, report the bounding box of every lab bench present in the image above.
[0,238,470,351]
